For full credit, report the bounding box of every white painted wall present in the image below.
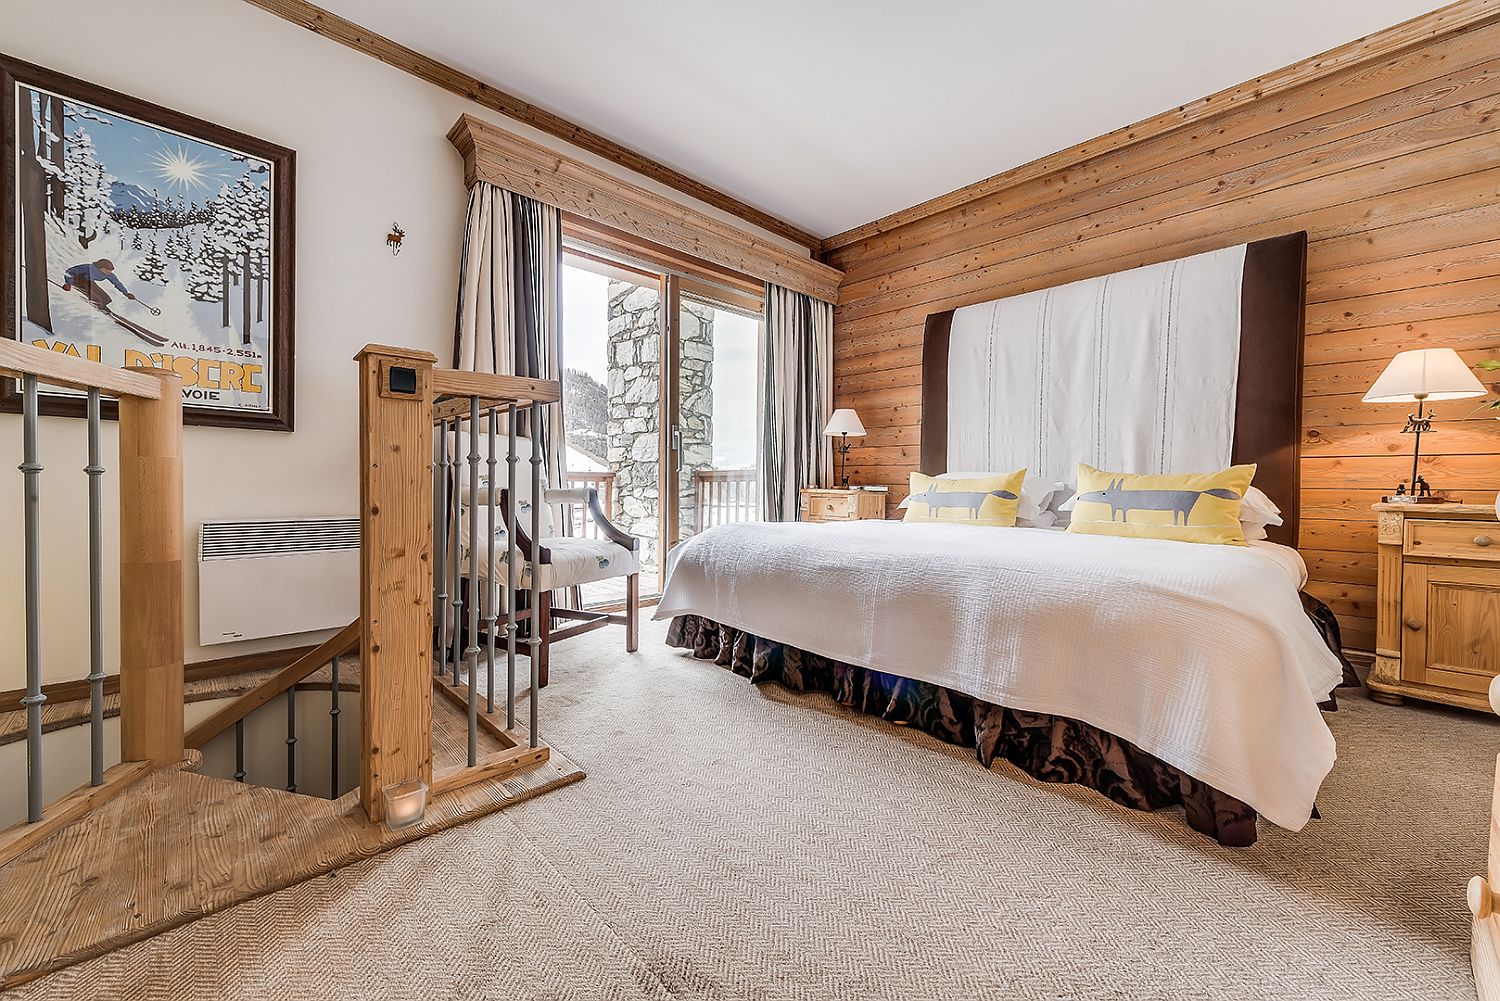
[0,0,795,694]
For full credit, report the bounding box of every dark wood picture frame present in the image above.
[2,53,295,431]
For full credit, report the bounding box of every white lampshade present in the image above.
[1363,348,1486,403]
[823,408,866,437]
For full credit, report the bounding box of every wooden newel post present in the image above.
[117,369,185,765]
[356,345,437,821]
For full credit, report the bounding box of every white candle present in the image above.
[382,779,428,830]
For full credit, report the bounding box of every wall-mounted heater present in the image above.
[198,518,360,646]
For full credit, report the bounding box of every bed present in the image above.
[656,232,1357,846]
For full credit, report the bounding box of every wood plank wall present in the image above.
[824,18,1500,654]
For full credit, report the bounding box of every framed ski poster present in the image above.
[2,55,295,431]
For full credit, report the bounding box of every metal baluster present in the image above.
[234,720,245,782]
[464,397,481,766]
[85,388,105,786]
[329,655,341,798]
[21,376,45,822]
[505,404,518,731]
[485,408,498,715]
[529,400,542,748]
[285,686,297,793]
[435,417,450,677]
[451,416,464,686]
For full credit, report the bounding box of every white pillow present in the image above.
[1239,486,1284,528]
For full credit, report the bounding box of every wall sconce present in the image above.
[382,778,427,829]
[386,223,406,256]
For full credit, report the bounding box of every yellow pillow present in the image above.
[903,470,1026,527]
[1066,463,1255,545]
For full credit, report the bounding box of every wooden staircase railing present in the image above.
[0,340,184,866]
[185,619,361,750]
[360,345,563,822]
[3,341,568,858]
[184,618,360,799]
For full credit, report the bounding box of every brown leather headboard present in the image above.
[920,232,1307,546]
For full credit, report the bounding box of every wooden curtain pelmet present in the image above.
[447,115,842,303]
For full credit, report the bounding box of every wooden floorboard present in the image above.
[0,688,583,989]
[430,677,510,770]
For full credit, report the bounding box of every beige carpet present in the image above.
[15,618,1495,1000]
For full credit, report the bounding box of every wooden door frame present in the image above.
[658,274,681,595]
[561,219,769,595]
[659,279,766,588]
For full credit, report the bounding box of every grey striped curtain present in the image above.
[760,284,834,521]
[453,182,577,609]
[453,182,567,528]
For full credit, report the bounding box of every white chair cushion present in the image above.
[460,533,639,591]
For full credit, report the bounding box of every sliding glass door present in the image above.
[560,256,663,606]
[668,279,764,546]
[560,249,763,605]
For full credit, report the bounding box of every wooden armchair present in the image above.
[490,484,641,687]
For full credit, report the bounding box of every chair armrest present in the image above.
[563,486,639,552]
[543,487,591,505]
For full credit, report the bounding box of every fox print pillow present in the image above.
[903,469,1026,528]
[1066,463,1256,545]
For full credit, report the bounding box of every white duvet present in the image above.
[655,520,1343,831]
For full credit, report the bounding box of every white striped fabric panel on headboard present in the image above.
[946,243,1248,485]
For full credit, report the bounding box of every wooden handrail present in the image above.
[0,339,163,399]
[185,618,361,749]
[430,368,562,405]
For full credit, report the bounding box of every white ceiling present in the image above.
[322,0,1445,238]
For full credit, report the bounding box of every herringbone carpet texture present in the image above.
[15,619,1492,1000]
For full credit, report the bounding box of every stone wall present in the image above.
[604,281,714,574]
[675,300,716,538]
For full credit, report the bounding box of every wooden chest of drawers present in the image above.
[799,488,886,523]
[1370,502,1500,713]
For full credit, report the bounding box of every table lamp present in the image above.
[823,409,866,488]
[1362,347,1486,502]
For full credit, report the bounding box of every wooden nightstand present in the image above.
[1370,502,1500,713]
[799,488,886,523]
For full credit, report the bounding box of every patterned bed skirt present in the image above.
[665,594,1357,848]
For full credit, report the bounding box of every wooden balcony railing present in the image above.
[693,468,758,530]
[566,471,615,539]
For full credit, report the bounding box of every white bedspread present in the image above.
[655,521,1342,831]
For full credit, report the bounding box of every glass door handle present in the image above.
[671,426,682,452]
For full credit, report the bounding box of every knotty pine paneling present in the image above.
[826,18,1500,654]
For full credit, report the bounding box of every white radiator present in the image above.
[198,518,360,646]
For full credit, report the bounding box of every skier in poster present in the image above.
[55,258,167,346]
[61,258,137,310]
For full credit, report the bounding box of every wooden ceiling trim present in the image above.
[241,0,821,251]
[818,0,1500,254]
[451,116,843,302]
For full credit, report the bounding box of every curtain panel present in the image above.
[454,181,568,529]
[760,284,834,521]
[453,181,578,611]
